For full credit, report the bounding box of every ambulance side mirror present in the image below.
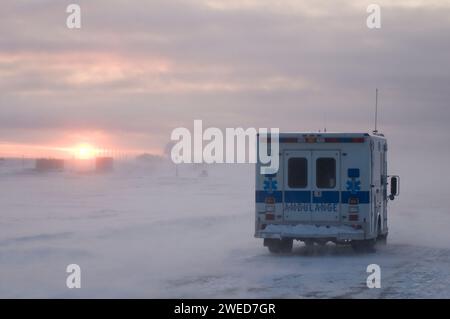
[389,176,400,200]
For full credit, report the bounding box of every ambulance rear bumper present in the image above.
[255,223,365,241]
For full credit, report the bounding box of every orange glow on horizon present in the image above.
[0,141,163,159]
[72,143,98,159]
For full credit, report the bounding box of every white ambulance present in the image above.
[255,132,399,253]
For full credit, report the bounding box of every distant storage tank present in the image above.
[35,158,65,171]
[95,157,114,172]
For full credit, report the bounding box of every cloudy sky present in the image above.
[0,0,449,158]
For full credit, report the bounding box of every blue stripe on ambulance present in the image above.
[255,191,370,204]
[284,191,310,203]
[312,191,340,203]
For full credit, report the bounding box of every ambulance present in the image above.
[255,132,399,253]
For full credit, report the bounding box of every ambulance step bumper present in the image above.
[256,224,365,241]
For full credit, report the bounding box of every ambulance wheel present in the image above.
[266,238,293,254]
[351,239,376,253]
[377,233,388,245]
[304,239,314,247]
[315,239,328,246]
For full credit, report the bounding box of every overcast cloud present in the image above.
[0,0,449,157]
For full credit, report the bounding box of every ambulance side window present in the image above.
[288,158,307,188]
[316,158,336,188]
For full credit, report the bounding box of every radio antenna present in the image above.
[373,88,379,134]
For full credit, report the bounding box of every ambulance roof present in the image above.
[275,132,386,139]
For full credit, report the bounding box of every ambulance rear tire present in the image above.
[281,239,293,253]
[377,233,388,245]
[266,238,293,254]
[315,239,328,246]
[304,239,314,247]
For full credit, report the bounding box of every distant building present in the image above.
[35,158,65,171]
[95,157,114,172]
[135,153,164,164]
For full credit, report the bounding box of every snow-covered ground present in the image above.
[0,159,449,298]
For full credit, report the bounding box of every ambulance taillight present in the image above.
[265,196,275,213]
[348,197,359,220]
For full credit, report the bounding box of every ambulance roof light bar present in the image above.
[277,137,365,143]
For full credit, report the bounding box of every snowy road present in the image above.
[0,161,449,298]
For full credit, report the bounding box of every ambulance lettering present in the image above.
[284,203,338,213]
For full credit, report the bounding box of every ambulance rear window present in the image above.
[288,158,307,188]
[316,158,336,188]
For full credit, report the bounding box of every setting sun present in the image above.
[73,143,98,159]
